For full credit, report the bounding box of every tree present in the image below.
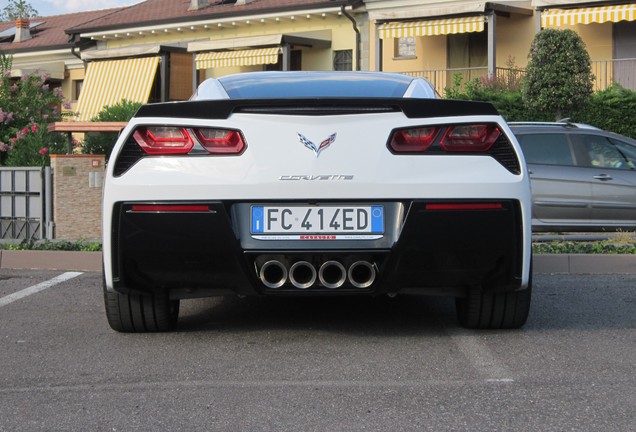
[1,0,39,21]
[522,28,594,121]
[0,53,67,166]
[81,99,142,161]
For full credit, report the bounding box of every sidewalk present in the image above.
[1,250,635,274]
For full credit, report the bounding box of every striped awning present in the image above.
[75,57,159,122]
[195,47,282,70]
[542,4,636,27]
[378,16,485,39]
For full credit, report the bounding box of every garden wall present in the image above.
[50,154,105,240]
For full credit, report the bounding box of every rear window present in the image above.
[517,133,574,166]
[218,71,413,99]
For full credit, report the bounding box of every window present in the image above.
[395,37,416,58]
[264,50,302,71]
[72,79,83,101]
[518,133,573,166]
[582,135,634,170]
[333,50,353,71]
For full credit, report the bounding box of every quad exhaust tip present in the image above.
[289,261,317,289]
[258,258,377,289]
[348,260,376,288]
[259,260,288,289]
[319,260,347,289]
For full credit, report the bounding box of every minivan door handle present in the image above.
[593,174,613,181]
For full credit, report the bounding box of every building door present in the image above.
[614,21,636,90]
[447,30,487,87]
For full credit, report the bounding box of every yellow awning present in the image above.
[75,57,160,121]
[195,47,282,70]
[542,4,636,27]
[378,16,485,39]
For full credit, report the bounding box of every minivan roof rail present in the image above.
[508,120,600,130]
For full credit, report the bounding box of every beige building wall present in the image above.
[103,15,356,77]
[497,14,536,68]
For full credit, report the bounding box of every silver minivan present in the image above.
[510,121,636,232]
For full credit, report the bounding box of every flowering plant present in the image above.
[1,55,67,166]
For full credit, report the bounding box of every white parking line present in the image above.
[447,329,515,383]
[0,272,83,308]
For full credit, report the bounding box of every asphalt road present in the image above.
[0,270,634,432]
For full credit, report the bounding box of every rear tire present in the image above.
[103,282,179,332]
[455,275,532,329]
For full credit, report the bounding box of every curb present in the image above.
[0,250,102,272]
[532,254,636,274]
[0,251,635,274]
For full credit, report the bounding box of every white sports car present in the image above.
[102,71,532,332]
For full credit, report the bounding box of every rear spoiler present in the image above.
[134,98,499,120]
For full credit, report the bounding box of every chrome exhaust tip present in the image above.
[259,260,288,289]
[289,261,317,289]
[318,260,346,289]
[348,261,376,288]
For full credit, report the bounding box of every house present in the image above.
[535,0,636,90]
[368,0,636,94]
[0,8,123,111]
[366,0,536,94]
[2,0,634,119]
[63,0,364,121]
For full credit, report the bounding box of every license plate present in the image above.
[251,205,384,240]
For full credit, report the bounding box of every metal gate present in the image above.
[0,167,53,240]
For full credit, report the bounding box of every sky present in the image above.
[29,0,141,17]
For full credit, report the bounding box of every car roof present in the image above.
[509,121,636,145]
[192,71,438,100]
[508,119,600,131]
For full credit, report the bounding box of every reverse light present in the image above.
[133,126,194,155]
[388,127,440,153]
[440,124,501,152]
[194,128,245,154]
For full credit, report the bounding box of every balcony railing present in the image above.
[401,58,636,96]
[592,58,636,91]
[401,67,522,96]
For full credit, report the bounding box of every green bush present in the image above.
[0,239,102,251]
[532,241,636,255]
[522,28,594,121]
[444,73,548,122]
[81,99,142,161]
[573,84,636,139]
[444,75,636,139]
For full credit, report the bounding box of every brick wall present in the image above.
[50,155,105,240]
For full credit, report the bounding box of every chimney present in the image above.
[14,17,32,43]
[189,0,209,10]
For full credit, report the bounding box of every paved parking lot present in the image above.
[0,269,634,431]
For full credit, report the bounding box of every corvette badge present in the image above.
[297,132,336,157]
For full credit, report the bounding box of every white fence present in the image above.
[0,167,53,240]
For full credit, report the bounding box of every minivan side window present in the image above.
[518,133,573,166]
[581,135,634,170]
[610,138,636,170]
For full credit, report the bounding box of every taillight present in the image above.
[388,127,440,153]
[440,124,501,152]
[133,126,194,155]
[387,123,502,154]
[194,128,245,154]
[132,126,245,155]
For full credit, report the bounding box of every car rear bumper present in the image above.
[107,199,526,299]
